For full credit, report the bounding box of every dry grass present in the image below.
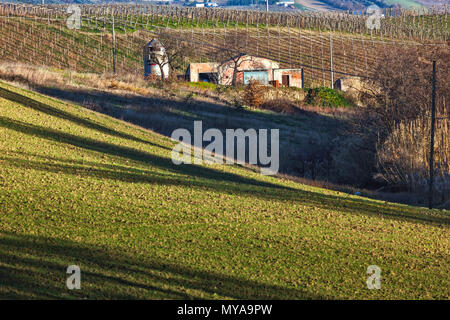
[259,98,302,115]
[377,117,450,203]
[0,63,157,96]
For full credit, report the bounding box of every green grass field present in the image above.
[0,80,448,299]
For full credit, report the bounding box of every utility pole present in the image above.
[112,13,116,74]
[428,60,437,209]
[330,33,334,89]
[266,0,269,12]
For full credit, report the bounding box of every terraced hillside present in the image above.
[0,80,449,299]
[0,15,144,74]
[1,3,449,86]
[1,13,438,88]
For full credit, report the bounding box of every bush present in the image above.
[242,80,265,107]
[306,87,353,108]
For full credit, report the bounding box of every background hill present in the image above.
[295,0,450,10]
[296,0,392,11]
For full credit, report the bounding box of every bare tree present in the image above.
[211,31,265,86]
[354,44,450,198]
[360,44,449,136]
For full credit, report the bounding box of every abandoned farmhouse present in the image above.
[144,38,304,88]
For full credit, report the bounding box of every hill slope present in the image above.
[295,0,450,10]
[294,0,421,10]
[4,11,443,90]
[0,80,448,299]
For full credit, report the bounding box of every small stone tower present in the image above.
[143,39,169,79]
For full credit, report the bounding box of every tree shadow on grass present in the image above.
[1,150,448,227]
[0,115,287,192]
[0,90,448,226]
[37,82,344,138]
[1,79,342,143]
[0,86,171,151]
[0,231,324,299]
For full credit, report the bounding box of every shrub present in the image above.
[306,87,353,108]
[144,74,164,88]
[242,80,265,107]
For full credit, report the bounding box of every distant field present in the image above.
[415,0,450,6]
[295,0,423,10]
[294,0,337,11]
[0,80,449,299]
[383,0,422,8]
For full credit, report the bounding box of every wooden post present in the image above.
[301,68,304,89]
[112,13,116,74]
[330,32,334,89]
[428,60,437,209]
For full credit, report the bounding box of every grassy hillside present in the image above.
[0,80,448,299]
